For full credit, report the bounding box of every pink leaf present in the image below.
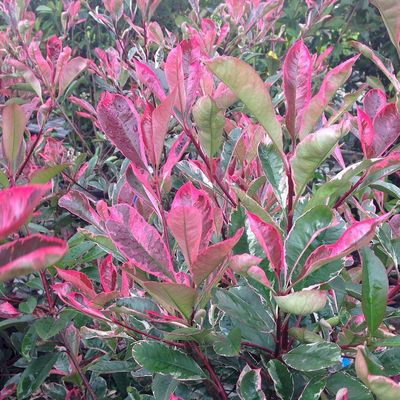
[248,212,285,281]
[0,234,68,282]
[99,255,118,292]
[299,55,359,138]
[56,268,96,298]
[298,214,389,281]
[335,388,349,400]
[58,57,88,96]
[230,254,263,273]
[161,133,190,182]
[97,92,147,170]
[0,184,50,240]
[134,60,166,100]
[66,292,106,319]
[192,228,244,285]
[171,182,214,250]
[58,190,104,231]
[106,204,175,281]
[247,266,272,289]
[363,88,387,118]
[165,44,186,114]
[140,90,176,168]
[283,40,312,139]
[46,35,62,66]
[0,301,21,318]
[167,206,202,268]
[357,107,375,159]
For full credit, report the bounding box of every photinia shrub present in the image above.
[1,0,400,399]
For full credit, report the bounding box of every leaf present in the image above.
[0,234,68,282]
[299,56,358,138]
[247,212,285,280]
[192,228,244,285]
[141,91,175,168]
[258,143,287,205]
[361,248,389,336]
[132,341,206,380]
[56,268,96,298]
[299,377,327,400]
[134,60,166,100]
[282,342,341,372]
[206,56,283,154]
[8,60,42,100]
[327,372,373,400]
[87,360,137,373]
[30,164,68,184]
[0,184,50,240]
[283,40,312,139]
[213,327,241,357]
[220,127,242,175]
[99,255,118,292]
[58,57,88,96]
[143,282,196,320]
[267,359,294,400]
[34,317,67,340]
[237,365,266,400]
[363,88,387,118]
[97,92,147,170]
[193,95,225,158]
[292,124,345,197]
[368,375,400,400]
[285,206,333,272]
[17,353,59,399]
[335,389,349,400]
[106,204,174,281]
[275,290,327,316]
[2,103,26,174]
[152,374,178,400]
[371,0,400,58]
[167,206,202,268]
[296,215,388,283]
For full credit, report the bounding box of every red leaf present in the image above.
[283,40,312,139]
[230,254,263,273]
[298,214,389,281]
[46,35,62,66]
[56,268,96,298]
[248,212,285,281]
[99,255,118,292]
[97,92,147,170]
[192,228,244,285]
[165,44,186,114]
[357,107,375,159]
[161,133,190,182]
[363,88,386,118]
[0,184,50,240]
[0,301,21,318]
[134,60,166,100]
[66,292,106,319]
[58,57,88,96]
[167,206,202,268]
[0,234,68,282]
[106,204,175,281]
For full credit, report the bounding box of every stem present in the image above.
[241,341,275,357]
[334,172,367,210]
[39,271,55,314]
[192,344,228,400]
[274,311,282,357]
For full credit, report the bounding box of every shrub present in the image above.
[1,0,400,399]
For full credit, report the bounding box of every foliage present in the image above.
[1,0,400,399]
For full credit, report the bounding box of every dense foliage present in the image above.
[1,0,400,399]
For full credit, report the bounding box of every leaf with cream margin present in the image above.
[296,214,389,283]
[0,184,50,240]
[142,282,196,320]
[192,228,244,285]
[193,95,225,158]
[97,92,147,170]
[0,235,68,282]
[292,124,346,198]
[274,290,327,315]
[283,40,312,139]
[206,56,283,154]
[106,204,175,282]
[2,103,26,174]
[299,56,359,138]
[247,212,285,281]
[237,365,266,400]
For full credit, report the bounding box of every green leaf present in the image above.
[0,169,9,188]
[237,365,266,400]
[361,248,389,336]
[326,372,373,400]
[213,327,241,357]
[370,181,400,199]
[259,143,287,205]
[17,353,59,399]
[372,336,400,347]
[19,297,37,314]
[143,282,196,320]
[152,374,178,400]
[220,128,242,174]
[299,377,327,400]
[87,360,137,373]
[285,206,333,272]
[282,342,341,371]
[292,125,345,198]
[275,290,327,316]
[206,56,283,154]
[30,164,69,184]
[34,317,67,340]
[132,341,206,380]
[2,102,26,174]
[193,95,225,158]
[267,359,294,400]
